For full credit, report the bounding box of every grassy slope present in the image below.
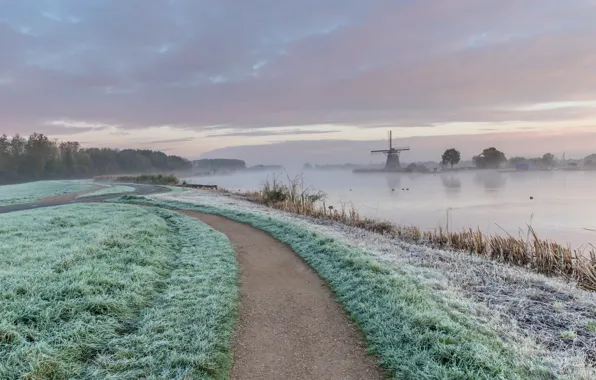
[118,196,557,380]
[0,180,96,206]
[0,203,237,379]
[75,185,136,199]
[162,185,190,193]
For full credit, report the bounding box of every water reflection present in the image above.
[385,174,401,191]
[508,170,555,182]
[536,170,555,180]
[474,171,507,190]
[186,169,596,247]
[441,174,462,195]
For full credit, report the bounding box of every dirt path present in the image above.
[0,184,168,215]
[38,184,107,203]
[179,211,383,380]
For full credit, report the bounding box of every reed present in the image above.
[239,174,596,291]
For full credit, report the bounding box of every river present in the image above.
[182,169,596,249]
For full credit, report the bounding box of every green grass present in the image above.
[75,185,136,199]
[0,180,96,206]
[0,203,237,379]
[117,195,557,379]
[162,185,190,193]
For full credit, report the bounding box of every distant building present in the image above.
[584,154,596,166]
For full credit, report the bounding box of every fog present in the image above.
[199,129,596,167]
[183,169,596,249]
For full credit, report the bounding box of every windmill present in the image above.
[371,130,410,170]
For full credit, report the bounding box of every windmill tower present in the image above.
[371,131,410,170]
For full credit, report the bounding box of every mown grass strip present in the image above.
[0,203,237,379]
[75,185,136,199]
[89,207,238,379]
[118,195,557,380]
[0,180,96,206]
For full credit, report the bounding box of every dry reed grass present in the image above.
[231,173,596,291]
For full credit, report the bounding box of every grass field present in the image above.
[75,185,135,199]
[0,203,237,379]
[0,180,97,206]
[118,195,566,379]
[163,185,190,193]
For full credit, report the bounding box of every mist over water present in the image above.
[183,169,596,248]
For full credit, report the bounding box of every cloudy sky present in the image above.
[2,0,595,164]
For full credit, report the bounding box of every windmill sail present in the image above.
[369,130,410,170]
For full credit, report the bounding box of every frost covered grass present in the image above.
[0,180,96,206]
[0,203,237,379]
[144,190,596,379]
[163,185,190,193]
[118,194,566,379]
[75,185,135,199]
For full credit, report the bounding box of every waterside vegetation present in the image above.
[240,174,596,291]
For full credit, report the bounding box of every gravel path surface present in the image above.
[181,210,384,380]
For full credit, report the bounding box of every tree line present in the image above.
[441,147,561,169]
[193,158,246,171]
[0,133,191,184]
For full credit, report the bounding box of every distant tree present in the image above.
[0,132,191,184]
[441,148,461,168]
[508,156,527,167]
[472,155,485,168]
[405,163,430,173]
[303,163,312,170]
[24,133,55,179]
[473,147,506,169]
[193,159,246,171]
[542,153,556,166]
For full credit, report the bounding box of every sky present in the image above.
[1,0,596,165]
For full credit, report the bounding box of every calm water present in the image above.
[183,169,596,248]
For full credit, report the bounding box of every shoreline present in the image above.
[136,188,596,378]
[181,169,596,251]
[216,185,596,291]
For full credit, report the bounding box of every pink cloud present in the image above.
[1,0,595,149]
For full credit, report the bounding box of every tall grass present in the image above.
[243,174,596,291]
[0,203,237,379]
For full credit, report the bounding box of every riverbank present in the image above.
[233,179,596,291]
[182,169,596,249]
[125,189,596,378]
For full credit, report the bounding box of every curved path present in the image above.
[0,183,168,214]
[1,185,384,378]
[182,210,384,380]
